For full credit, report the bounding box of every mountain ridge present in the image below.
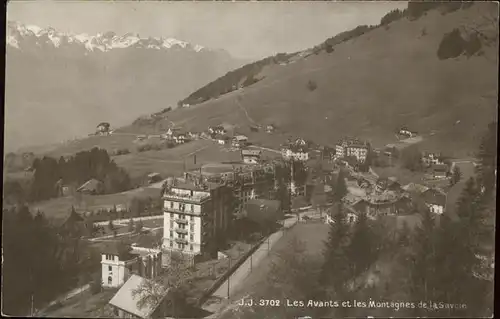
[4,21,245,152]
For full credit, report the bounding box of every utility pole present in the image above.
[30,293,34,317]
[227,258,231,299]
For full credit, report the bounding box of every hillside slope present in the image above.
[125,3,497,157]
[4,22,245,152]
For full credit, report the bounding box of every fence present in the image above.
[196,236,268,307]
[93,215,163,226]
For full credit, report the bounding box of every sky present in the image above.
[7,1,407,60]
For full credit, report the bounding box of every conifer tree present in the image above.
[321,206,351,301]
[347,212,377,277]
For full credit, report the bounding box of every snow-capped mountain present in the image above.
[4,21,245,152]
[7,21,206,53]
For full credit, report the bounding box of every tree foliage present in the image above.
[28,148,131,202]
[380,8,405,26]
[2,206,99,315]
[400,145,423,171]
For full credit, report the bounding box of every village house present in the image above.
[96,122,111,135]
[335,138,369,163]
[398,127,418,138]
[162,176,233,263]
[241,149,262,164]
[215,135,230,145]
[173,132,187,144]
[281,144,309,161]
[108,274,171,319]
[430,163,449,178]
[375,177,401,193]
[232,135,249,148]
[421,188,447,215]
[101,243,162,289]
[266,124,276,133]
[77,178,104,195]
[422,152,445,167]
[187,131,200,140]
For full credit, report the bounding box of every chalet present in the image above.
[96,122,111,135]
[136,135,147,141]
[266,124,276,133]
[77,179,104,195]
[187,132,200,140]
[173,133,187,144]
[398,127,418,138]
[216,135,230,145]
[241,149,261,164]
[232,135,249,148]
[421,188,446,215]
[431,163,449,178]
[108,274,170,319]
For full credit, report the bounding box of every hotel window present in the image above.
[190,224,194,231]
[170,202,174,209]
[190,244,193,251]
[191,205,194,213]
[170,231,173,238]
[108,266,112,272]
[170,213,174,219]
[108,276,112,285]
[190,234,194,241]
[190,215,194,221]
[169,241,173,247]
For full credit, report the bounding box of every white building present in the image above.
[162,177,232,262]
[101,246,162,289]
[334,138,369,163]
[281,147,309,161]
[422,152,444,167]
[421,188,446,215]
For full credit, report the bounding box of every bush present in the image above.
[437,29,466,60]
[380,8,405,26]
[307,80,318,91]
[136,144,162,153]
[325,44,334,53]
[115,148,130,156]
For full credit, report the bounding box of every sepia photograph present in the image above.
[2,0,498,318]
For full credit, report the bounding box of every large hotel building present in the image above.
[161,176,233,262]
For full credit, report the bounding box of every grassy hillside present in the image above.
[123,2,497,158]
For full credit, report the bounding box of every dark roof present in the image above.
[109,275,170,319]
[243,199,282,224]
[421,188,446,206]
[432,164,449,172]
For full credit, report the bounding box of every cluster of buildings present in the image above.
[281,138,311,161]
[334,137,370,164]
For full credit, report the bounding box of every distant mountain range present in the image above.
[4,21,246,151]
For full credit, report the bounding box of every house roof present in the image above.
[241,149,261,156]
[421,188,446,206]
[243,199,282,223]
[432,164,448,172]
[77,179,102,192]
[109,274,170,319]
[401,183,429,194]
[148,172,161,178]
[234,135,248,141]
